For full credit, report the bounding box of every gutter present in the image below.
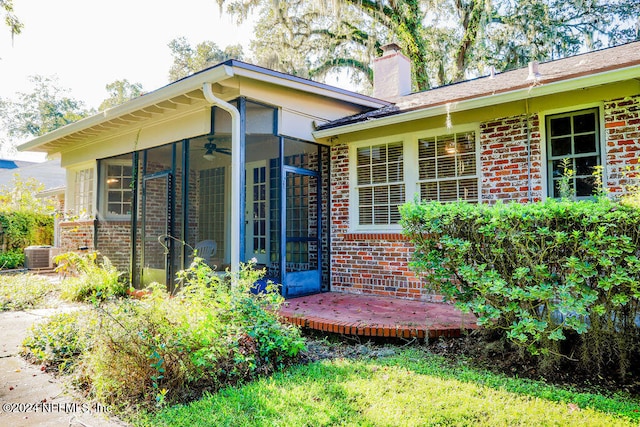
[18,65,236,152]
[202,82,241,278]
[313,63,640,139]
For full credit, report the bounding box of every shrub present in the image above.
[21,309,97,374]
[55,251,127,302]
[0,211,53,251]
[33,259,304,412]
[400,198,640,378]
[0,249,24,269]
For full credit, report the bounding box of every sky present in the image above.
[0,0,256,160]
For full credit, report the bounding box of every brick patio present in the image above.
[279,292,477,339]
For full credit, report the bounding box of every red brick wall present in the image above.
[480,114,543,203]
[95,220,133,272]
[329,143,441,301]
[604,95,640,194]
[59,220,95,253]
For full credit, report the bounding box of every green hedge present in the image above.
[401,198,640,377]
[0,211,53,255]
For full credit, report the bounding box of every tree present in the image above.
[168,37,244,81]
[218,0,640,92]
[0,75,93,142]
[1,0,22,41]
[98,79,144,111]
[0,173,54,214]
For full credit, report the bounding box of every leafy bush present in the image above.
[0,249,24,269]
[0,274,57,311]
[22,309,97,373]
[55,251,127,302]
[401,198,640,377]
[26,259,304,412]
[0,211,53,251]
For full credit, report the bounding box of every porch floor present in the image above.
[278,292,477,339]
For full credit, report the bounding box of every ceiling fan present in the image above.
[201,136,232,161]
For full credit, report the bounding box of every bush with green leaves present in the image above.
[55,251,127,302]
[21,309,97,373]
[0,249,24,269]
[0,211,53,252]
[400,197,640,377]
[28,259,304,412]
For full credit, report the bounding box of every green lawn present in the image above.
[137,348,640,427]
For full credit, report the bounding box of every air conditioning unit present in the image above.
[24,246,53,269]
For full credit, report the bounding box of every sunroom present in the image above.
[20,61,387,297]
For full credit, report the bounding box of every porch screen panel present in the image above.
[418,131,478,202]
[198,167,225,260]
[285,173,318,273]
[356,142,404,225]
[269,159,280,266]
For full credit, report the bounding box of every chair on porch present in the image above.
[193,240,217,266]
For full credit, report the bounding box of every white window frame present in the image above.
[348,124,480,232]
[68,163,96,218]
[539,103,606,200]
[100,159,134,220]
[349,137,408,232]
[414,126,480,203]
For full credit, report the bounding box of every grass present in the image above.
[0,274,59,311]
[137,347,640,427]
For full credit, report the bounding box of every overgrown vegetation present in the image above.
[55,251,127,302]
[0,274,58,311]
[22,309,97,374]
[0,174,55,269]
[139,347,640,427]
[401,196,640,379]
[22,259,304,412]
[0,211,53,253]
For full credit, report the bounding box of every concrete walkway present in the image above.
[279,292,477,339]
[0,308,127,427]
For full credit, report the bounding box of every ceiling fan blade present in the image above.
[216,148,232,155]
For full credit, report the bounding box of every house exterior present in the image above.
[19,41,640,300]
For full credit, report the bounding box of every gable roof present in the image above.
[19,60,389,155]
[315,41,640,136]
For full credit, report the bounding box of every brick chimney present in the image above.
[373,43,412,100]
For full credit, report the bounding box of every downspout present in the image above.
[202,83,241,277]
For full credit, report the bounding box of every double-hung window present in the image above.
[417,131,478,202]
[546,108,600,198]
[356,141,405,226]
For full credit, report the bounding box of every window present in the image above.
[73,167,94,216]
[418,132,478,202]
[546,108,600,198]
[356,141,405,225]
[105,163,133,216]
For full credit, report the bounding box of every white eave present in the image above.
[18,65,237,153]
[313,63,640,139]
